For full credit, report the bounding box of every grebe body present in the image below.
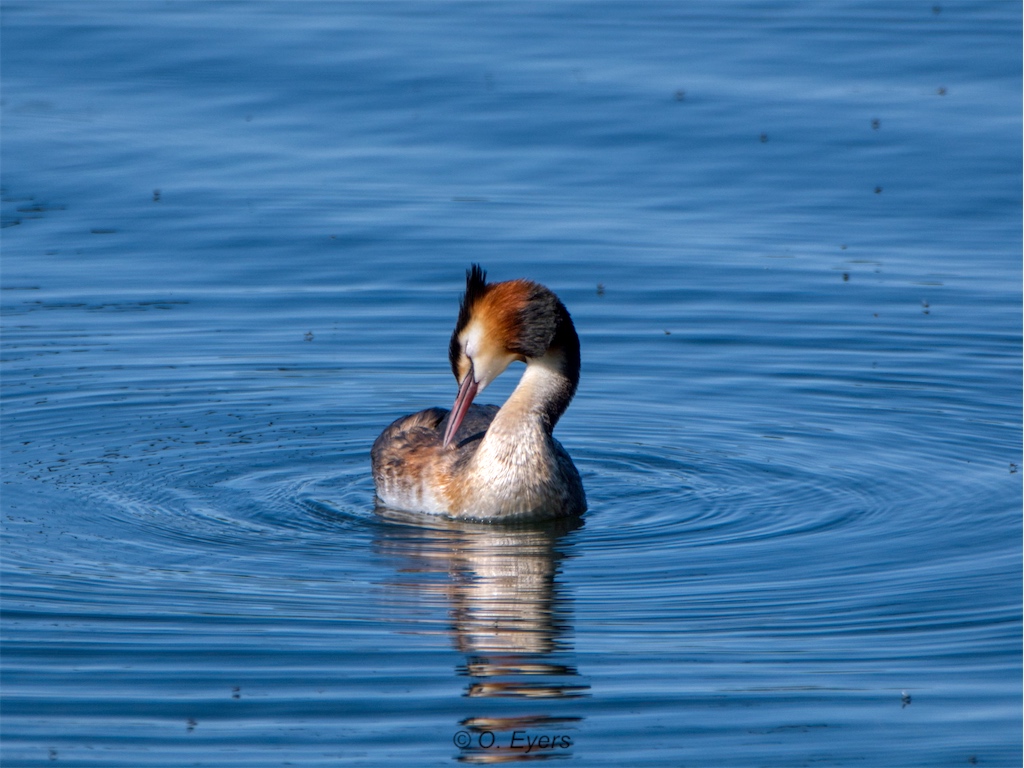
[371,265,586,521]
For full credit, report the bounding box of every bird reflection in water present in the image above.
[373,507,588,762]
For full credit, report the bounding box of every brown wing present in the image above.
[370,404,499,490]
[370,402,585,517]
[443,403,499,448]
[371,404,500,455]
[371,407,446,469]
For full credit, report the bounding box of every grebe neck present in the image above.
[488,347,578,440]
[451,346,583,519]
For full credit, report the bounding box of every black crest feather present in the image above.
[449,264,488,377]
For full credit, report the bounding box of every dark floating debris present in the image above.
[17,202,65,213]
[596,283,605,296]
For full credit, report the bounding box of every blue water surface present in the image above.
[2,2,1021,766]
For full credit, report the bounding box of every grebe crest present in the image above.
[371,265,586,521]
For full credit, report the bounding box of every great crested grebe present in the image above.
[371,265,586,521]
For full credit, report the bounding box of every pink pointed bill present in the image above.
[443,367,478,447]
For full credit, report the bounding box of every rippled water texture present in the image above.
[2,2,1021,766]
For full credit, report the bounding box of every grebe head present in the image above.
[442,265,580,447]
